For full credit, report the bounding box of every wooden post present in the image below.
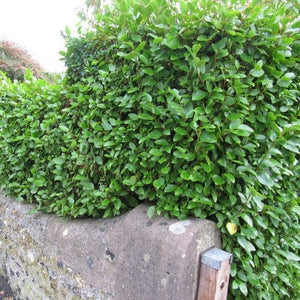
[196,247,232,300]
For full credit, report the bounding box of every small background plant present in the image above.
[0,0,299,299]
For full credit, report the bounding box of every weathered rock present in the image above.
[0,191,221,300]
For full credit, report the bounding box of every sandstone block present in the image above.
[0,192,221,299]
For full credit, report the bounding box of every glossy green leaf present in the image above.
[174,127,187,135]
[150,149,163,157]
[282,140,299,154]
[224,173,235,183]
[139,113,154,120]
[153,177,165,189]
[257,172,275,187]
[212,175,225,185]
[33,179,45,187]
[197,197,213,206]
[147,205,156,219]
[148,130,163,139]
[237,236,256,253]
[81,181,94,190]
[180,170,190,180]
[164,184,177,193]
[52,157,65,165]
[200,131,217,143]
[251,69,264,77]
[240,213,253,227]
[163,34,179,49]
[192,90,207,101]
[59,124,69,132]
[123,176,137,186]
[102,118,112,131]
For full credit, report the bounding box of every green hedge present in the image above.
[0,0,299,299]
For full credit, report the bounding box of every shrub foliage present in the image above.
[0,0,299,299]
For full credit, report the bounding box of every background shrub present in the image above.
[0,0,299,299]
[0,40,46,81]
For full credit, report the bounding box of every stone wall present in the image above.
[0,192,221,300]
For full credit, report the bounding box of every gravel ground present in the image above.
[0,275,14,300]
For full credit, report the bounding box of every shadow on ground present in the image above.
[0,275,14,300]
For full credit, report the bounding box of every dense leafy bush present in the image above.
[0,40,46,81]
[0,0,299,299]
